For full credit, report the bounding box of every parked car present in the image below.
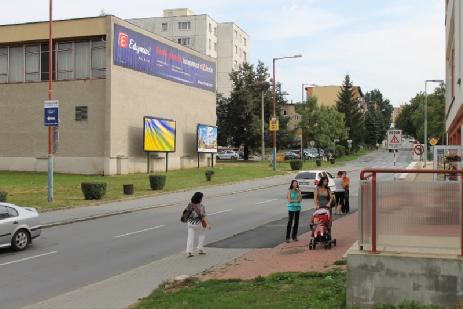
[284,151,301,160]
[216,150,239,160]
[0,203,41,251]
[294,170,336,195]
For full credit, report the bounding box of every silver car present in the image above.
[0,203,41,251]
[294,170,336,195]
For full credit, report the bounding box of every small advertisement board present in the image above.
[197,124,218,153]
[143,116,176,152]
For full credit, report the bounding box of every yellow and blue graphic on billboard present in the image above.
[144,117,176,152]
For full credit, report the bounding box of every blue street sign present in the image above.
[44,100,59,127]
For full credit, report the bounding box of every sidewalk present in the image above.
[201,213,357,280]
[40,174,294,228]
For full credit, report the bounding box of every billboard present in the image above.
[114,24,216,93]
[143,117,176,152]
[197,124,218,153]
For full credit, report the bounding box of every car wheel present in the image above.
[12,229,30,251]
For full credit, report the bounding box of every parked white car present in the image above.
[0,203,41,251]
[216,150,239,160]
[294,170,336,195]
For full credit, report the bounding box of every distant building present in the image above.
[282,104,302,130]
[305,85,365,109]
[128,8,249,97]
[392,105,405,127]
[445,0,463,146]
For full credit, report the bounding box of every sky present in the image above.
[0,0,445,106]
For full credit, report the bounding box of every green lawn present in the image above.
[131,271,443,309]
[0,149,372,211]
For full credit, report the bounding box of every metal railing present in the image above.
[359,168,463,256]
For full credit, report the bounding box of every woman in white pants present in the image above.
[186,192,210,257]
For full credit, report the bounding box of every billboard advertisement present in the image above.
[144,116,176,152]
[197,124,218,153]
[114,24,216,93]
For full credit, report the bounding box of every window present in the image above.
[91,40,106,78]
[178,21,191,30]
[0,206,9,220]
[214,27,217,35]
[209,23,212,33]
[177,37,190,46]
[75,41,90,79]
[234,30,238,38]
[75,106,88,121]
[209,39,212,50]
[8,46,24,82]
[41,43,56,81]
[243,37,247,46]
[57,42,73,80]
[0,38,105,83]
[234,60,238,69]
[235,45,238,54]
[25,45,40,81]
[0,48,8,83]
[161,22,168,31]
[243,51,247,61]
[214,42,217,51]
[7,207,18,217]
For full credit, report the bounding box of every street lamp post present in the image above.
[272,54,302,171]
[424,79,444,166]
[48,0,54,202]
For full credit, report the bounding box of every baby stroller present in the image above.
[308,207,336,250]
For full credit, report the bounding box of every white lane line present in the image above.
[255,198,278,205]
[208,209,232,216]
[0,251,57,267]
[114,225,165,238]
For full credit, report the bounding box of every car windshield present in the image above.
[295,172,316,180]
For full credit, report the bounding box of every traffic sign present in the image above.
[269,117,279,132]
[414,144,424,156]
[429,138,438,146]
[44,100,59,127]
[387,129,402,150]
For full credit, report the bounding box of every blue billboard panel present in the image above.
[114,24,216,92]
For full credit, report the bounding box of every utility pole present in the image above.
[261,91,265,161]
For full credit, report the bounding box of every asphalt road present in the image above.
[0,150,411,309]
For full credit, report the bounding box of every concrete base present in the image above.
[347,249,463,308]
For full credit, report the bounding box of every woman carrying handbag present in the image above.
[185,192,211,257]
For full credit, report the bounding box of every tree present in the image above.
[364,89,393,145]
[216,61,292,159]
[395,85,445,143]
[336,75,365,148]
[296,97,347,155]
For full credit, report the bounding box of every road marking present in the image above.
[255,198,278,205]
[0,251,57,267]
[114,225,165,238]
[208,209,232,216]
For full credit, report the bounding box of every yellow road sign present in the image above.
[269,118,279,132]
[429,138,438,146]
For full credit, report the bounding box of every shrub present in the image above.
[335,145,347,158]
[316,159,322,167]
[81,182,107,200]
[290,160,303,170]
[149,174,166,190]
[330,158,336,164]
[0,191,7,202]
[205,169,214,181]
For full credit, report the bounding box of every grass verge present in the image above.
[131,271,443,309]
[0,149,372,211]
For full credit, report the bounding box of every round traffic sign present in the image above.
[429,138,438,146]
[414,144,424,156]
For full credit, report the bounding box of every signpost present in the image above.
[44,99,59,202]
[387,129,402,180]
[44,100,59,126]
